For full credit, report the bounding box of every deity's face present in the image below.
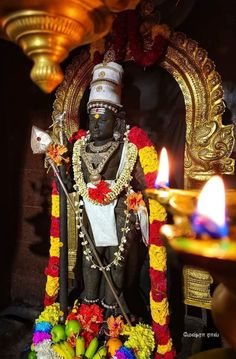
[89,107,116,142]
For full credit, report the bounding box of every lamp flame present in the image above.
[155,147,169,188]
[192,175,228,238]
[198,176,226,227]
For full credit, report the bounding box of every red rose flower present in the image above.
[155,349,176,359]
[69,129,87,144]
[152,323,171,345]
[145,171,158,187]
[52,180,59,195]
[150,268,167,301]
[44,293,58,307]
[128,126,153,149]
[149,221,165,245]
[50,216,60,237]
[88,181,112,204]
[44,256,59,277]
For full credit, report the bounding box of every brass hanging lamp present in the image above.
[0,0,140,93]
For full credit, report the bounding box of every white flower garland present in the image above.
[72,132,138,270]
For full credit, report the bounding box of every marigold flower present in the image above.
[127,192,145,212]
[46,143,69,166]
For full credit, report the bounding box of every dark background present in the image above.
[1,0,236,355]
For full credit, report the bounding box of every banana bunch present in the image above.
[75,336,85,357]
[91,346,107,359]
[52,340,75,359]
[75,336,107,359]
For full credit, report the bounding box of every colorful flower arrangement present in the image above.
[46,143,69,166]
[29,302,156,359]
[128,127,175,359]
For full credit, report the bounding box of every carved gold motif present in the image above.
[52,31,235,310]
[160,32,235,186]
[0,0,140,92]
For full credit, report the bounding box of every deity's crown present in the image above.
[87,61,123,113]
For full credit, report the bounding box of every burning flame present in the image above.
[197,176,226,228]
[155,147,169,188]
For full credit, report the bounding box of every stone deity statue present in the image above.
[71,62,150,318]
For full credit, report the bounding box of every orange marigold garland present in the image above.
[128,127,175,359]
[44,180,62,307]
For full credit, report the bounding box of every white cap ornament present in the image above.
[87,61,124,113]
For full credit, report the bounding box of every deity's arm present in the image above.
[131,156,148,204]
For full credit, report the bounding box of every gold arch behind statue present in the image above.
[52,31,235,309]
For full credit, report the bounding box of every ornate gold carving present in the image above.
[52,50,93,137]
[186,120,235,180]
[0,0,140,92]
[159,32,235,186]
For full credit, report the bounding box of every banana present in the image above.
[84,337,99,359]
[75,336,85,356]
[91,346,107,359]
[60,341,75,359]
[52,343,67,358]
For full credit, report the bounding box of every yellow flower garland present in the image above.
[149,245,167,272]
[149,199,167,224]
[149,295,168,326]
[139,145,158,174]
[133,132,175,358]
[49,237,62,257]
[157,340,173,355]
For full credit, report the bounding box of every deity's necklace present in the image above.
[88,141,113,153]
[80,141,119,184]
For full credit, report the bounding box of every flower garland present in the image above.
[126,10,169,67]
[121,323,155,359]
[90,10,170,67]
[128,127,175,359]
[44,180,62,307]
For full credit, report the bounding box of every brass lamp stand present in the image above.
[146,187,236,349]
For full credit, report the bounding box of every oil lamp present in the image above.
[146,147,236,348]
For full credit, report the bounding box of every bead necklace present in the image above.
[80,141,119,184]
[72,140,138,205]
[88,141,113,153]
